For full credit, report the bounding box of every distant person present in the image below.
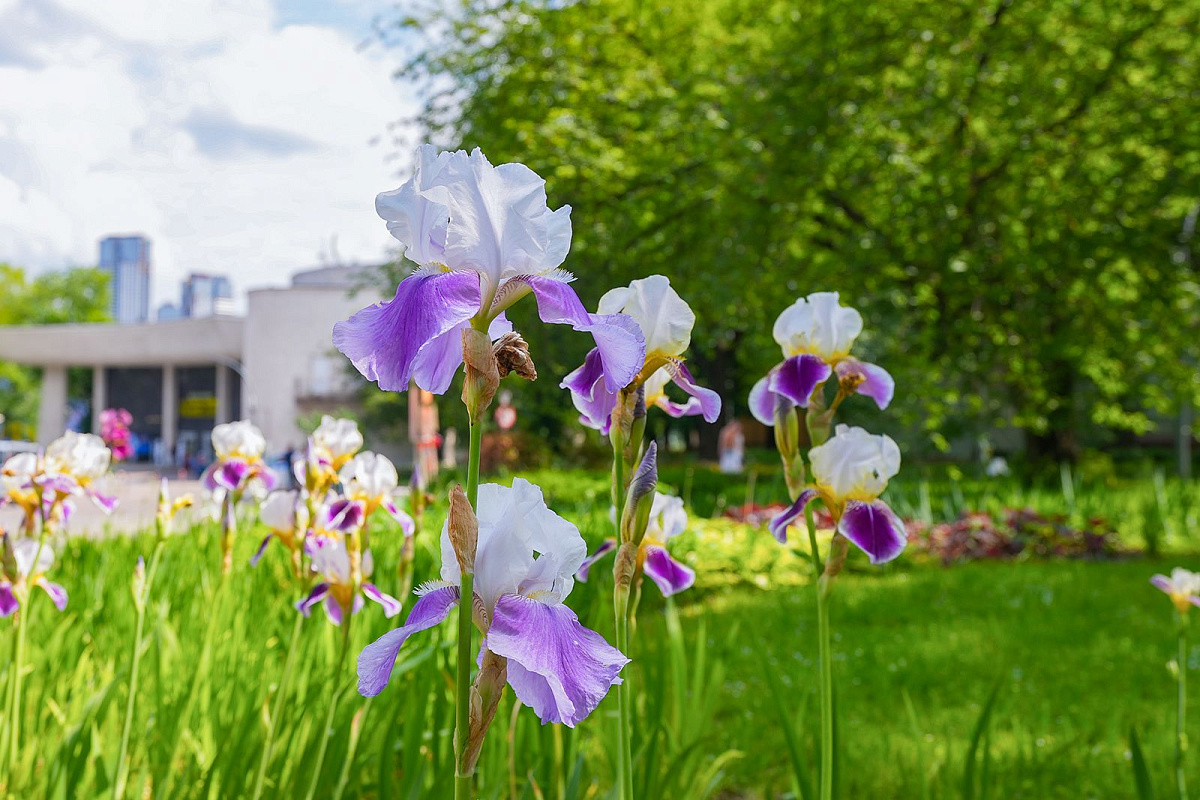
[410,387,441,485]
[442,427,458,470]
[718,419,745,474]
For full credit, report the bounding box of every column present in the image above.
[161,364,177,451]
[90,366,107,434]
[37,366,68,446]
[214,363,230,425]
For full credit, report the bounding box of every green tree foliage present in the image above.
[380,0,1200,459]
[0,264,111,436]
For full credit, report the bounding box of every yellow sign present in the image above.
[180,396,217,419]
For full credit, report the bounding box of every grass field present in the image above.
[1,460,1196,798]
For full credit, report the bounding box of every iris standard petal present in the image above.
[357,586,460,697]
[575,539,617,582]
[333,270,483,393]
[642,545,695,597]
[838,499,907,564]
[768,488,819,543]
[520,276,645,392]
[488,594,629,727]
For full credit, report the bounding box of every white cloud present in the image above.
[0,0,412,308]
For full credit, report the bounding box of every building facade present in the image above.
[181,273,234,318]
[0,266,381,457]
[99,235,151,324]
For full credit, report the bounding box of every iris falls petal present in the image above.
[837,500,907,564]
[357,586,460,697]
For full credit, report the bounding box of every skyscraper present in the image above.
[98,235,151,324]
[180,273,234,318]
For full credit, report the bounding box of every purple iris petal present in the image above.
[1151,574,1172,594]
[662,360,722,423]
[838,500,907,565]
[642,545,695,597]
[0,583,17,617]
[363,582,404,618]
[38,580,68,611]
[325,498,366,533]
[576,539,617,582]
[771,354,832,409]
[256,468,278,492]
[836,358,895,410]
[488,594,629,727]
[249,534,273,567]
[333,270,483,393]
[212,460,251,492]
[748,371,778,426]
[383,501,416,537]
[295,582,330,617]
[323,594,363,626]
[768,488,818,543]
[36,473,79,495]
[89,489,118,514]
[519,276,645,392]
[358,585,460,697]
[561,348,618,433]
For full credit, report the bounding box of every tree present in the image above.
[380,0,1200,460]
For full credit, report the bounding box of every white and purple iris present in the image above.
[577,492,696,597]
[770,425,907,565]
[561,275,721,433]
[750,292,894,425]
[1151,568,1200,615]
[338,451,415,535]
[311,415,364,471]
[202,420,276,497]
[251,489,308,566]
[295,536,402,625]
[357,478,628,727]
[0,536,68,616]
[333,145,645,395]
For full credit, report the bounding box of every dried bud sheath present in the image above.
[448,485,478,576]
[463,649,508,774]
[613,542,638,592]
[461,327,500,423]
[492,332,536,381]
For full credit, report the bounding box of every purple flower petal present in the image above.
[576,539,617,582]
[642,545,695,597]
[213,460,251,492]
[324,498,366,533]
[519,276,645,392]
[383,501,416,537]
[662,360,722,423]
[256,468,278,492]
[0,583,17,617]
[836,358,895,410]
[333,270,483,393]
[323,594,361,626]
[561,348,618,433]
[488,594,629,727]
[38,579,68,611]
[357,585,460,697]
[748,371,778,426]
[768,488,818,543]
[1151,574,1172,594]
[770,354,832,409]
[89,489,118,514]
[838,499,907,565]
[37,473,79,495]
[249,534,273,567]
[295,583,330,617]
[363,582,404,618]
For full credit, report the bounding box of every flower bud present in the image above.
[132,556,147,610]
[492,332,536,381]
[613,542,638,591]
[621,443,658,545]
[461,327,501,423]
[448,485,478,576]
[463,648,508,775]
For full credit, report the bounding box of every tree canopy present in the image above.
[379,0,1200,459]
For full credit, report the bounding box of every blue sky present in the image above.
[0,0,417,309]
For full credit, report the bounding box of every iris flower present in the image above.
[252,489,308,566]
[42,432,118,513]
[750,292,893,425]
[295,537,402,625]
[202,420,276,495]
[333,145,644,395]
[339,451,415,534]
[562,275,720,433]
[1152,568,1200,615]
[357,478,628,727]
[577,492,696,597]
[769,425,906,564]
[0,536,67,615]
[311,415,364,471]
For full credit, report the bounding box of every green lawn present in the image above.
[2,466,1196,798]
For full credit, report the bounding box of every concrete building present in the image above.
[0,266,381,455]
[99,235,152,323]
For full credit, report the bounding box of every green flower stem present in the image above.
[1178,614,1189,800]
[455,417,484,800]
[610,431,634,800]
[112,539,165,799]
[304,618,352,800]
[251,609,307,800]
[806,508,833,800]
[7,523,48,785]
